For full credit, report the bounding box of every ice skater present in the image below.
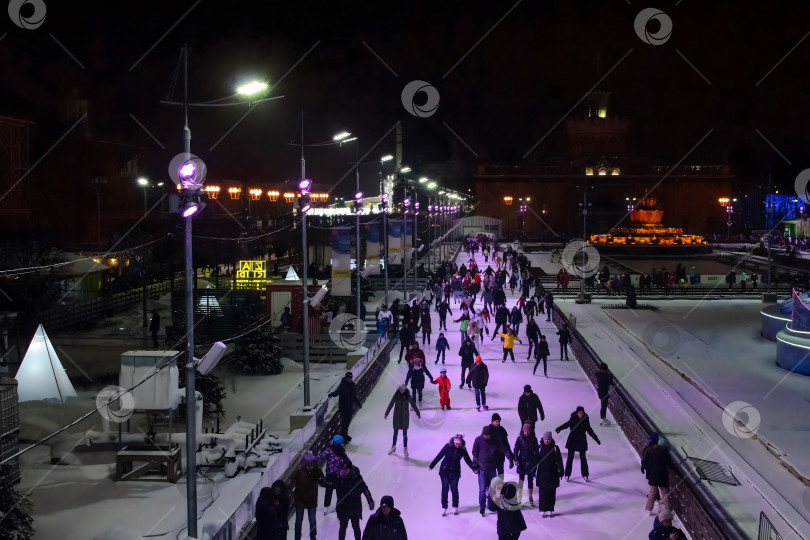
[334,463,374,540]
[472,425,513,516]
[498,328,522,363]
[517,384,545,428]
[328,372,362,442]
[429,433,478,516]
[384,385,421,458]
[513,422,540,506]
[535,431,564,517]
[555,406,601,482]
[595,362,613,425]
[432,368,452,410]
[466,355,490,411]
[318,436,352,514]
[458,337,478,389]
[491,479,527,538]
[556,323,571,360]
[533,335,550,376]
[405,355,433,403]
[642,437,675,514]
[435,332,449,364]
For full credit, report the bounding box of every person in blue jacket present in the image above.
[434,332,450,364]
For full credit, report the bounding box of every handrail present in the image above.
[208,334,394,540]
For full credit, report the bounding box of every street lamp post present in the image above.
[403,195,410,301]
[380,189,390,305]
[414,200,419,296]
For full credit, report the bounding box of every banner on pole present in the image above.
[366,223,381,274]
[404,221,413,263]
[388,222,402,265]
[331,227,352,296]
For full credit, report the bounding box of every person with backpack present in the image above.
[385,385,421,458]
[429,433,478,516]
[334,463,374,540]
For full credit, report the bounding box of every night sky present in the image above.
[2,1,810,197]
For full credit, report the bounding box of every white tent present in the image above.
[15,324,77,403]
[285,266,300,280]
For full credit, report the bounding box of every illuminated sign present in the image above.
[236,260,267,290]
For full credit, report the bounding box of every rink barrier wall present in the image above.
[551,306,742,540]
[207,333,396,540]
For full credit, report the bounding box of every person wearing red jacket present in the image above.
[432,368,452,410]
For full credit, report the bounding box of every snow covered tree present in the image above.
[0,465,34,540]
[230,291,282,375]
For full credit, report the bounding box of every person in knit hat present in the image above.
[466,355,490,411]
[291,451,325,540]
[488,412,514,475]
[384,385,421,458]
[517,385,545,428]
[472,425,512,516]
[429,433,477,516]
[362,495,407,539]
[513,422,540,505]
[535,430,564,517]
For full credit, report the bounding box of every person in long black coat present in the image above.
[329,372,362,442]
[335,464,375,540]
[642,437,675,513]
[513,422,540,505]
[362,495,407,540]
[429,433,477,514]
[556,323,571,360]
[555,406,601,481]
[270,480,289,539]
[535,431,564,517]
[255,487,283,540]
[398,325,413,363]
[466,356,490,411]
[384,386,421,456]
[457,337,478,389]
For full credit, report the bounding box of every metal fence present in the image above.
[32,280,173,332]
[758,511,783,540]
[209,334,396,540]
[552,306,738,540]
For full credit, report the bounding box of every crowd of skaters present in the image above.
[255,235,687,540]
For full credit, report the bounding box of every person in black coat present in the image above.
[517,385,545,428]
[335,464,374,540]
[149,309,160,348]
[472,425,514,514]
[270,480,289,539]
[457,338,478,389]
[466,356,490,411]
[556,323,571,360]
[513,422,540,505]
[533,335,550,377]
[429,433,477,514]
[544,291,554,321]
[329,372,362,442]
[643,437,675,513]
[492,305,511,339]
[362,495,407,540]
[489,413,515,476]
[648,507,685,540]
[255,487,283,540]
[535,431,564,517]
[595,362,613,425]
[492,480,527,539]
[493,287,507,308]
[555,406,601,481]
[398,325,414,363]
[525,319,540,359]
[437,299,453,331]
[384,385,421,456]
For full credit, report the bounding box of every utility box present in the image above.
[120,351,180,410]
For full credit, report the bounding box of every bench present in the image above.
[116,444,181,483]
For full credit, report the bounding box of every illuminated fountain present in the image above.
[775,290,810,375]
[589,192,705,246]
